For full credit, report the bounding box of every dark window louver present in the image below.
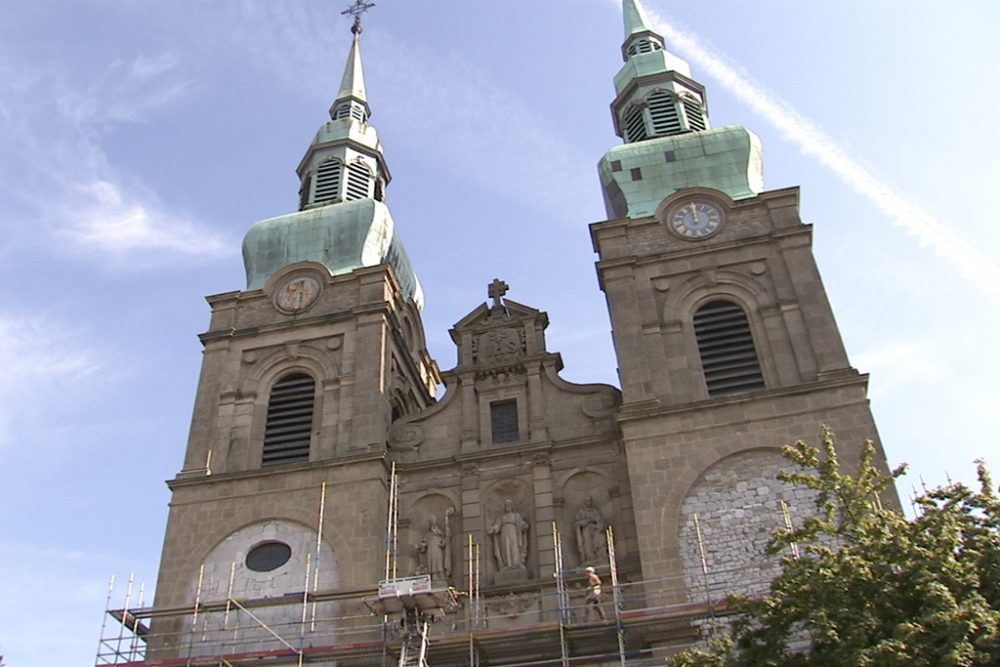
[262,373,315,466]
[490,400,519,444]
[648,92,682,136]
[334,104,351,120]
[693,301,765,397]
[314,159,342,205]
[682,96,707,132]
[345,162,371,200]
[624,105,648,143]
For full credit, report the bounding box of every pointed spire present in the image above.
[334,33,368,110]
[623,0,655,38]
[620,0,666,60]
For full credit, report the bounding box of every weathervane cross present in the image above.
[341,0,375,34]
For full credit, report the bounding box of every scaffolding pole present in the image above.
[382,462,399,667]
[692,514,717,634]
[467,534,481,667]
[312,481,328,630]
[606,525,626,666]
[551,522,570,667]
[779,499,800,560]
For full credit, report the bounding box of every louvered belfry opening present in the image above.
[624,105,649,143]
[345,161,371,200]
[262,372,315,466]
[648,92,682,136]
[681,95,707,132]
[693,300,765,397]
[313,159,342,206]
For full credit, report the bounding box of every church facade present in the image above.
[105,1,897,665]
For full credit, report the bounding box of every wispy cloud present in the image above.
[0,314,102,445]
[624,1,1000,300]
[54,177,228,257]
[0,52,228,260]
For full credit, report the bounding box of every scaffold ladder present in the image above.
[398,612,430,667]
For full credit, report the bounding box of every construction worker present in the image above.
[584,566,606,621]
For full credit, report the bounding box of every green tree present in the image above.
[670,427,1000,667]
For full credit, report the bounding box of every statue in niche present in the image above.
[488,499,529,572]
[574,496,608,565]
[415,509,452,580]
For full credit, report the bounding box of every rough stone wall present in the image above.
[678,448,815,601]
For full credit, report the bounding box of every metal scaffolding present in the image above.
[97,474,794,666]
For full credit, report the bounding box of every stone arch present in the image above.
[483,479,534,582]
[179,517,341,657]
[404,492,458,582]
[559,470,613,568]
[674,448,814,602]
[240,345,341,468]
[662,271,779,393]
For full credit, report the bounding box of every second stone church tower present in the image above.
[123,1,896,665]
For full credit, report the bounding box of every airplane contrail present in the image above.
[616,1,1000,300]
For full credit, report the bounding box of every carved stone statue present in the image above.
[488,499,529,576]
[416,509,452,580]
[574,496,607,565]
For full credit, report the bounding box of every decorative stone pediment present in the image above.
[450,280,551,372]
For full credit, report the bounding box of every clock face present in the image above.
[668,200,724,240]
[275,276,320,313]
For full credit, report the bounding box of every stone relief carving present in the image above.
[581,388,620,419]
[389,422,425,450]
[574,496,608,565]
[488,499,529,584]
[475,367,527,389]
[476,327,524,365]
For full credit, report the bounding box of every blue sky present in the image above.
[1,1,998,664]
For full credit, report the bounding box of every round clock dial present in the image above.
[275,276,320,313]
[668,200,724,240]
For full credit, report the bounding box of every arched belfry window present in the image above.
[262,372,315,467]
[693,300,765,397]
[647,91,681,136]
[345,161,372,201]
[623,104,649,143]
[313,158,343,206]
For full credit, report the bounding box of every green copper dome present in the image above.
[599,0,765,219]
[242,199,423,307]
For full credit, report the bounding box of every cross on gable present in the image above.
[341,0,375,34]
[488,279,509,309]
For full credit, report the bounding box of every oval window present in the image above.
[246,541,292,572]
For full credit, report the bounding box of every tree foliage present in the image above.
[670,427,1000,667]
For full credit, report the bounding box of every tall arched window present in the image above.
[262,372,315,466]
[693,300,765,397]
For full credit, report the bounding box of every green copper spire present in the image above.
[330,32,370,120]
[623,0,652,36]
[241,5,423,308]
[597,0,763,219]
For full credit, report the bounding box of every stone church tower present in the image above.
[109,1,896,665]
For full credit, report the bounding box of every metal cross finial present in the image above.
[341,0,375,35]
[488,279,509,310]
